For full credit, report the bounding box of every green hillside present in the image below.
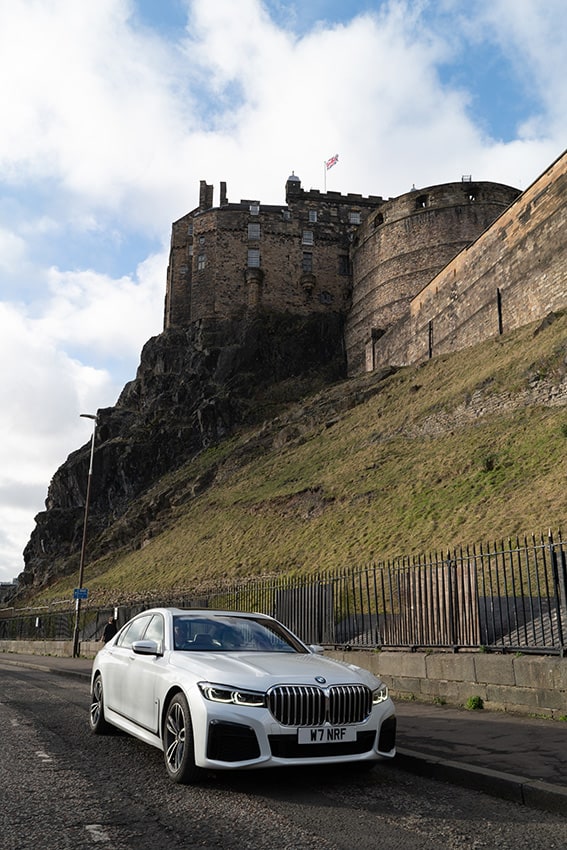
[30,311,567,606]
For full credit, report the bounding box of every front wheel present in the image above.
[163,693,201,784]
[89,674,112,734]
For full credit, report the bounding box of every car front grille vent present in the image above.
[267,684,372,726]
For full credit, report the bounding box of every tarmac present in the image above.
[2,651,566,815]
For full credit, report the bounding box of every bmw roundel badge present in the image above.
[315,676,326,684]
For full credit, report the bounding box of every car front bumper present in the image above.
[191,698,396,770]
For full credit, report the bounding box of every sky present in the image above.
[0,0,565,585]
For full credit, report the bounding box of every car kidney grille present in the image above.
[267,684,372,726]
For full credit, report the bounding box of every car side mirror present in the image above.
[132,639,162,657]
[308,644,325,654]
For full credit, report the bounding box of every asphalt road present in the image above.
[1,661,567,850]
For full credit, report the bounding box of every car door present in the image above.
[122,613,165,733]
[103,614,154,718]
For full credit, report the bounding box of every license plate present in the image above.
[298,726,357,744]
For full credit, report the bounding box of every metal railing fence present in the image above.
[1,531,565,655]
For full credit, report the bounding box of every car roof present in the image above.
[136,608,274,620]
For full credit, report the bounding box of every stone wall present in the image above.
[165,154,565,378]
[3,640,564,718]
[327,649,567,718]
[346,182,520,375]
[371,150,567,369]
[164,176,382,330]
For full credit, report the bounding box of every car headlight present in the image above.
[372,684,389,704]
[198,682,266,707]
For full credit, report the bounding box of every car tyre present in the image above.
[163,693,200,784]
[89,674,112,734]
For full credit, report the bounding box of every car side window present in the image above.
[116,615,153,649]
[144,614,164,649]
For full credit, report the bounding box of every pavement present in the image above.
[2,651,566,815]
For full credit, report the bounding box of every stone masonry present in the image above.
[370,149,567,369]
[346,180,520,374]
[164,149,566,377]
[164,175,383,329]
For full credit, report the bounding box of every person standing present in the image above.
[102,616,117,643]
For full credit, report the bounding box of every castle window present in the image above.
[249,204,260,215]
[247,249,260,268]
[197,253,206,271]
[302,252,313,272]
[467,191,477,202]
[282,209,291,221]
[319,291,333,305]
[415,195,427,209]
[199,235,205,245]
[248,223,261,240]
[373,212,384,227]
[338,255,350,275]
[302,230,314,245]
[308,210,318,223]
[187,223,193,236]
[349,211,361,224]
[188,246,193,256]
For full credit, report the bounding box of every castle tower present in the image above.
[345,180,520,374]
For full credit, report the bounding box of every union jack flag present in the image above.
[325,153,339,170]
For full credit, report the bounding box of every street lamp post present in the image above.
[72,413,97,658]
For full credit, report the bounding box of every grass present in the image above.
[20,311,567,606]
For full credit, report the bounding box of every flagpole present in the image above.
[324,161,327,193]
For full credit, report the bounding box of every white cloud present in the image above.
[0,0,195,229]
[176,0,566,201]
[477,0,567,125]
[38,252,166,365]
[0,228,27,272]
[0,300,119,581]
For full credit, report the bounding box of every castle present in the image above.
[164,149,567,376]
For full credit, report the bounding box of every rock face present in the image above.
[20,313,346,591]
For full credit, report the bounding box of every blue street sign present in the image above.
[73,588,88,600]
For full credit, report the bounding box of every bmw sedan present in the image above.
[89,608,396,783]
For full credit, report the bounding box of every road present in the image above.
[1,661,566,850]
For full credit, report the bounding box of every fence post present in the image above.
[549,531,566,655]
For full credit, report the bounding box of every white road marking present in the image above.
[85,824,112,843]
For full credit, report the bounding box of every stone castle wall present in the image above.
[345,182,520,375]
[164,177,382,329]
[370,149,567,368]
[164,150,566,377]
[3,640,564,718]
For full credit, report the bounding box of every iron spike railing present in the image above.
[1,530,565,656]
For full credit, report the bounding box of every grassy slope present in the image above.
[34,313,567,605]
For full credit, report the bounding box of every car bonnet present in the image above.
[168,650,381,689]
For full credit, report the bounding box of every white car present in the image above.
[89,608,396,783]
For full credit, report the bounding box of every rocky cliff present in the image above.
[19,312,346,592]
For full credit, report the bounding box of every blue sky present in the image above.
[0,0,565,585]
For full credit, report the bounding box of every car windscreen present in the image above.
[172,615,307,653]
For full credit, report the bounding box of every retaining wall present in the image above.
[2,640,565,718]
[370,149,567,369]
[327,649,567,719]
